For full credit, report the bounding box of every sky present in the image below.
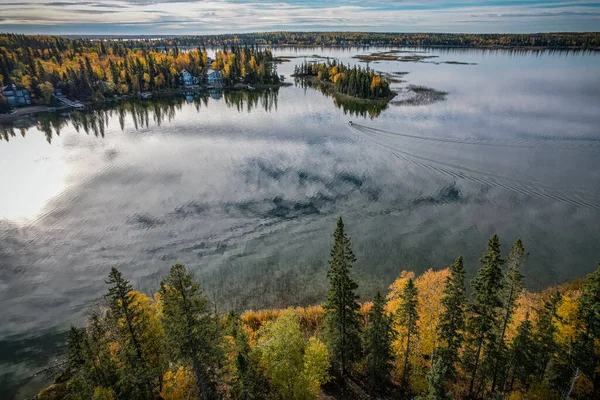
[0,0,599,35]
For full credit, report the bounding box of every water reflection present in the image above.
[0,88,280,143]
[294,77,388,119]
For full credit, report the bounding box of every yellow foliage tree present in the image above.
[160,366,199,400]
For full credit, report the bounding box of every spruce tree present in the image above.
[536,290,561,380]
[363,291,394,391]
[399,278,419,391]
[419,358,451,400]
[465,234,505,397]
[490,238,526,393]
[505,318,536,393]
[573,263,600,394]
[160,264,222,400]
[105,267,152,398]
[438,255,467,379]
[323,217,362,377]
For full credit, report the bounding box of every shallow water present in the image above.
[1,46,599,398]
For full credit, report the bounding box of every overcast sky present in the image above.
[0,0,599,35]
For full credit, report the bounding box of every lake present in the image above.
[1,46,599,398]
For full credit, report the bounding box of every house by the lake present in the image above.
[180,69,199,87]
[207,69,222,87]
[1,84,32,106]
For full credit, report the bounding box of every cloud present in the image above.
[0,0,598,33]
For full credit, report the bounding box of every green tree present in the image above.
[38,81,54,104]
[323,217,362,376]
[437,255,467,379]
[536,290,561,380]
[465,234,505,397]
[160,264,222,400]
[399,278,419,390]
[573,263,600,393]
[363,291,394,391]
[104,267,154,398]
[490,238,526,393]
[418,358,451,400]
[505,318,536,393]
[257,310,330,399]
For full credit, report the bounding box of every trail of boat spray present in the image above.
[349,125,600,210]
[352,123,600,152]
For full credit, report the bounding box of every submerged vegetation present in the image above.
[391,85,449,106]
[39,217,600,399]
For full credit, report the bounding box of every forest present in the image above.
[293,61,393,101]
[0,34,279,106]
[106,32,600,50]
[38,218,600,400]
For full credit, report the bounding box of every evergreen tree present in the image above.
[573,263,600,394]
[363,291,394,391]
[490,238,526,393]
[418,358,451,400]
[536,290,561,380]
[399,278,419,390]
[465,234,505,397]
[66,326,86,373]
[160,264,222,400]
[505,318,536,393]
[104,267,154,398]
[323,217,362,377]
[437,255,467,379]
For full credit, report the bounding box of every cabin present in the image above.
[207,69,222,87]
[180,69,199,87]
[1,84,32,106]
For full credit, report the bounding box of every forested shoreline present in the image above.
[38,218,600,400]
[0,35,279,109]
[65,32,600,50]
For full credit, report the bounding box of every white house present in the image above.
[180,69,199,87]
[207,69,222,87]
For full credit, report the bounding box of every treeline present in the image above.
[0,34,278,104]
[39,218,600,399]
[294,60,393,100]
[112,32,600,50]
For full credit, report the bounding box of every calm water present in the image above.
[1,47,599,398]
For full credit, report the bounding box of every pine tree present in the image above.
[490,238,526,393]
[363,291,394,391]
[160,264,222,400]
[323,217,362,377]
[438,255,467,379]
[465,234,505,397]
[399,278,419,391]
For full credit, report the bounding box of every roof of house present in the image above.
[207,69,221,76]
[1,84,28,92]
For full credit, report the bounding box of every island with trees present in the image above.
[293,60,395,103]
[37,217,600,400]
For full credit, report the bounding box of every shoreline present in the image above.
[0,83,292,123]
